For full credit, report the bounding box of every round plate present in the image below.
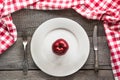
[31,18,90,77]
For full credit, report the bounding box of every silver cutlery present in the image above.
[93,25,99,72]
[22,32,29,75]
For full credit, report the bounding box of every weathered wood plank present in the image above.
[0,70,114,80]
[0,36,111,70]
[12,9,105,37]
[0,8,113,80]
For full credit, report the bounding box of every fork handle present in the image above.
[23,59,29,75]
[94,50,99,72]
[23,45,29,75]
[23,45,27,60]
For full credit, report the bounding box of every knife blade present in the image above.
[93,25,99,72]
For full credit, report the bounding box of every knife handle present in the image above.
[94,50,99,72]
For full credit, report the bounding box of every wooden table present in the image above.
[0,9,114,80]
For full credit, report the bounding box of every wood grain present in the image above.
[0,70,114,80]
[12,9,105,37]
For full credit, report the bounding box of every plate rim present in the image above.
[30,17,90,77]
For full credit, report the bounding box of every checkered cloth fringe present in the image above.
[0,0,120,80]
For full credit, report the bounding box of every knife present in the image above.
[93,25,99,72]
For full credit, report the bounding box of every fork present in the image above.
[22,32,29,75]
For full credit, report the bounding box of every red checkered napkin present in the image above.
[0,15,16,53]
[0,0,120,80]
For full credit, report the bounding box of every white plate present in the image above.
[31,18,90,77]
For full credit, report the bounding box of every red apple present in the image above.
[52,39,69,56]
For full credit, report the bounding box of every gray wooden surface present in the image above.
[0,9,114,80]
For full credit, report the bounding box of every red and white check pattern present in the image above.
[0,15,17,53]
[104,23,120,80]
[0,0,120,80]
